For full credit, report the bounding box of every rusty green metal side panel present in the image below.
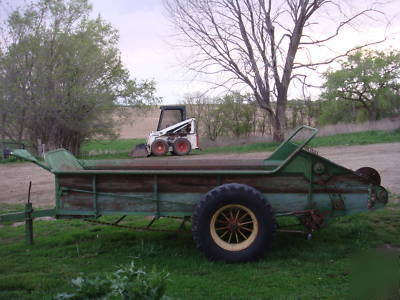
[7,125,387,224]
[52,167,380,219]
[0,209,55,222]
[11,149,51,171]
[44,149,84,171]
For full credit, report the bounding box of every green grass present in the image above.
[201,129,400,154]
[79,129,400,159]
[80,138,145,154]
[1,129,398,162]
[0,203,25,215]
[1,201,399,299]
[307,129,400,148]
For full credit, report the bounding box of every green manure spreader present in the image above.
[0,126,388,262]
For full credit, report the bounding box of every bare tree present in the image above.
[165,0,387,141]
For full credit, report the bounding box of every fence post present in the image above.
[37,139,42,156]
[25,181,34,245]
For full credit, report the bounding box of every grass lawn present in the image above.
[1,129,399,298]
[80,138,146,156]
[79,129,400,159]
[0,199,399,299]
[1,129,398,162]
[200,129,400,154]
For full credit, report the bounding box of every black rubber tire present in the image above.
[151,139,169,156]
[172,138,191,156]
[192,183,276,263]
[355,167,381,185]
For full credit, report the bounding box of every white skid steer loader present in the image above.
[130,105,200,157]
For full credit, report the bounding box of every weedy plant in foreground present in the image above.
[55,261,170,300]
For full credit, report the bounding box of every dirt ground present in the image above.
[0,143,399,208]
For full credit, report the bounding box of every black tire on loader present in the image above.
[172,138,191,156]
[192,183,276,263]
[151,139,169,156]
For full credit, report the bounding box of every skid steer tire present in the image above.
[192,183,276,263]
[151,139,169,156]
[172,138,191,156]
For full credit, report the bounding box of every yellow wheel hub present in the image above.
[210,204,258,251]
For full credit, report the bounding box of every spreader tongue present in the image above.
[129,143,150,158]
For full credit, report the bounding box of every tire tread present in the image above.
[192,183,276,262]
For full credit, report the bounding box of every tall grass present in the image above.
[201,117,400,148]
[200,129,400,154]
[318,116,400,136]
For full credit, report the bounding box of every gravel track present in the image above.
[1,143,399,207]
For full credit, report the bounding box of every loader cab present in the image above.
[157,106,187,131]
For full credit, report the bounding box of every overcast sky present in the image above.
[2,0,400,104]
[89,0,400,104]
[90,0,196,104]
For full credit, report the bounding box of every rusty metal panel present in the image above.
[96,193,157,212]
[96,175,154,193]
[58,175,92,190]
[222,175,310,193]
[158,175,219,193]
[61,192,93,210]
[81,158,267,170]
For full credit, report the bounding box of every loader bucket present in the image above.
[129,143,149,158]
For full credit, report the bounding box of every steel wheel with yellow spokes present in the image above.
[192,183,276,263]
[210,204,258,251]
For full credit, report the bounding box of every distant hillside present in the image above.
[115,106,161,139]
[114,104,313,139]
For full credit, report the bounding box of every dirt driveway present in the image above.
[1,143,399,207]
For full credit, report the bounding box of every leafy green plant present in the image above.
[55,261,169,300]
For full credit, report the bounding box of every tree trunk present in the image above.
[363,103,377,121]
[271,95,287,142]
[369,101,379,121]
[1,113,5,142]
[271,114,285,142]
[1,113,6,154]
[265,106,285,142]
[17,108,27,144]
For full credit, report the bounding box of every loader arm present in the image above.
[153,118,195,136]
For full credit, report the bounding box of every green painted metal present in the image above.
[44,148,83,171]
[92,176,99,218]
[2,125,388,247]
[308,159,315,209]
[25,203,34,245]
[154,175,160,218]
[11,149,51,171]
[61,187,155,201]
[55,176,61,210]
[267,125,318,161]
[55,209,191,218]
[0,209,55,222]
